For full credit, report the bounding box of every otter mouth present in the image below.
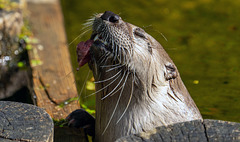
[77,11,126,68]
[76,33,112,67]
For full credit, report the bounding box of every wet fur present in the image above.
[87,13,202,141]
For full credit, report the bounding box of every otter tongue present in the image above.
[76,39,93,67]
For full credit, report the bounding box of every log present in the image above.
[0,101,53,142]
[116,119,240,142]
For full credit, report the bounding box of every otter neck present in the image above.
[92,63,196,142]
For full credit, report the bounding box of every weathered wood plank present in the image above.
[116,119,240,142]
[0,101,53,142]
[26,0,80,119]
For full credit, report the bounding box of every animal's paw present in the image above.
[66,109,95,137]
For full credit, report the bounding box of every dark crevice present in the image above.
[157,132,164,142]
[38,75,58,105]
[133,134,146,142]
[0,111,12,127]
[202,121,209,142]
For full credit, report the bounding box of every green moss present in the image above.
[0,0,19,11]
[53,118,68,127]
[58,97,79,108]
[81,104,95,115]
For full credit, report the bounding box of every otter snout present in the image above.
[100,11,120,23]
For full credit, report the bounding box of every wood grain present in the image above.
[26,0,80,119]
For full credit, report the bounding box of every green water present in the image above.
[61,0,240,122]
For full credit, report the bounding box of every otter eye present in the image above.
[134,28,146,39]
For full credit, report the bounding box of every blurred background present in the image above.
[60,0,240,122]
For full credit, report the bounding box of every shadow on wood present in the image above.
[54,126,88,142]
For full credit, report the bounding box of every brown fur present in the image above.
[88,12,202,142]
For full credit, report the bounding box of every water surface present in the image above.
[61,0,240,122]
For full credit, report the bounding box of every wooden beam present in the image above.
[26,0,80,119]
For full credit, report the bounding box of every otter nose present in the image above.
[101,11,119,23]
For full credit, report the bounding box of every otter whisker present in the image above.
[116,69,135,124]
[82,22,93,31]
[111,37,118,62]
[112,41,117,61]
[98,54,108,65]
[101,71,130,135]
[118,45,122,63]
[108,82,124,97]
[124,47,132,66]
[99,52,111,65]
[56,70,73,82]
[78,70,91,99]
[130,44,133,57]
[100,63,121,68]
[122,47,127,64]
[124,44,131,58]
[98,52,108,63]
[82,18,94,29]
[118,46,125,64]
[85,69,122,98]
[101,53,114,66]
[101,69,127,100]
[84,13,96,22]
[106,64,124,72]
[68,28,91,47]
[105,33,110,43]
[94,69,122,84]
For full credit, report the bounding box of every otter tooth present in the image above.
[104,40,108,45]
[94,35,99,41]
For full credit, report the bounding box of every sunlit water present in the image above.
[61,0,240,122]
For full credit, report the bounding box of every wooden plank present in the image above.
[26,0,80,119]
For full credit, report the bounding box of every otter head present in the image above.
[84,11,177,89]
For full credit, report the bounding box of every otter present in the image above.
[67,11,202,142]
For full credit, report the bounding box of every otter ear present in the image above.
[164,63,177,80]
